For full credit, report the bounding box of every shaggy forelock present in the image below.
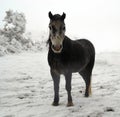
[50,14,62,21]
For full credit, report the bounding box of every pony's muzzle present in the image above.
[51,44,63,53]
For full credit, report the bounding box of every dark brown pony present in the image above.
[47,11,95,106]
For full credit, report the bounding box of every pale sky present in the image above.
[0,0,120,52]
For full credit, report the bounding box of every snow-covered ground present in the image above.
[0,51,120,117]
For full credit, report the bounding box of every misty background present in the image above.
[0,0,120,52]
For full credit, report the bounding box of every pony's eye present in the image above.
[63,26,65,30]
[49,26,52,30]
[51,26,57,33]
[60,26,65,31]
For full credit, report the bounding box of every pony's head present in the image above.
[48,11,66,53]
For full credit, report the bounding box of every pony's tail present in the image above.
[89,75,92,96]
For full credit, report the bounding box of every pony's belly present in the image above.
[53,62,86,74]
[68,64,85,73]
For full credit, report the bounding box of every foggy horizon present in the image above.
[0,0,120,52]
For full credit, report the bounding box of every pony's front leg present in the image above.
[65,72,74,107]
[50,69,60,106]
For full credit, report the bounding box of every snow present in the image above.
[0,51,120,117]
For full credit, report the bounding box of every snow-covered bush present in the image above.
[3,10,26,39]
[0,10,40,56]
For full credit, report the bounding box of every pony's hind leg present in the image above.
[79,69,92,97]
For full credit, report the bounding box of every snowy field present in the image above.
[0,51,120,117]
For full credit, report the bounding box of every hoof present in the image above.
[67,102,74,107]
[84,92,89,97]
[52,102,59,106]
[85,94,89,97]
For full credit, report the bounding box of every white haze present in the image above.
[0,0,120,52]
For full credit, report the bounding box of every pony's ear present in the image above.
[48,11,53,20]
[61,12,66,20]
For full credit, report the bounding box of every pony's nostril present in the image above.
[52,45,55,49]
[60,45,62,48]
